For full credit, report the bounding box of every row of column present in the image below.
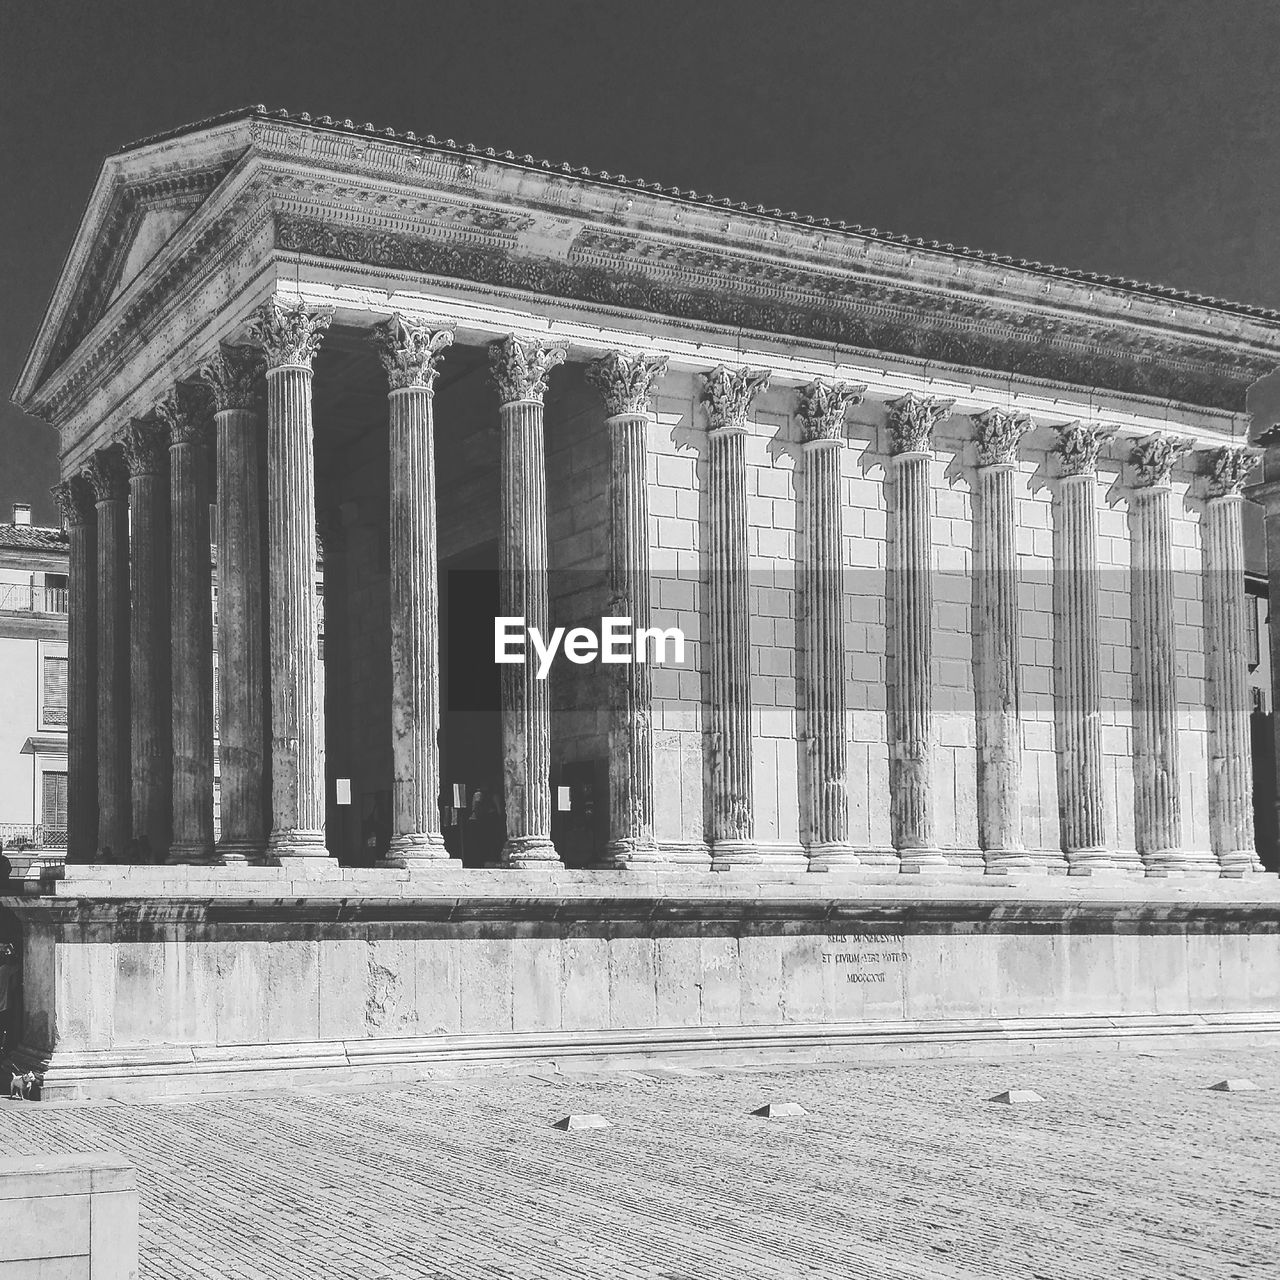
[53,297,1261,876]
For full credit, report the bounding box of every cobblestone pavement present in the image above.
[1,1046,1278,1279]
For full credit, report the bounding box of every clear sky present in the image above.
[5,0,1280,525]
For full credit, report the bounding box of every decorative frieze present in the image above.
[489,334,567,405]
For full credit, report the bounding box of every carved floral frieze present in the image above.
[585,351,669,417]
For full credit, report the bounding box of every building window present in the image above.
[41,770,68,831]
[43,655,68,725]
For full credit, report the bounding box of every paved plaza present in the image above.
[1,1046,1277,1279]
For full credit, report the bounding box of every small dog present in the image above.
[7,1070,36,1100]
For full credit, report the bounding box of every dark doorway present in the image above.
[1251,708,1278,871]
[440,541,504,865]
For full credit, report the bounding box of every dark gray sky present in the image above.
[5,0,1280,525]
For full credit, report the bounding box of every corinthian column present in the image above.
[372,314,456,867]
[248,299,333,861]
[1054,422,1113,872]
[157,386,215,863]
[797,379,865,868]
[490,335,566,866]
[84,447,131,859]
[887,393,953,871]
[701,365,772,867]
[972,408,1032,871]
[200,345,268,863]
[586,350,670,867]
[1129,434,1210,874]
[120,420,171,861]
[1204,446,1262,875]
[52,477,98,863]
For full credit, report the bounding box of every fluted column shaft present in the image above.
[122,426,171,861]
[498,397,558,864]
[974,460,1026,867]
[167,422,215,862]
[889,451,938,866]
[1205,447,1262,875]
[87,453,130,859]
[216,407,268,861]
[54,479,98,863]
[1130,484,1187,867]
[1056,472,1107,865]
[387,385,449,862]
[708,424,756,861]
[803,437,852,861]
[264,365,328,857]
[605,408,659,863]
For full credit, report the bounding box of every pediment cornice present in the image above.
[19,113,1280,437]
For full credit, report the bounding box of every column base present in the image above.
[805,843,861,871]
[599,838,664,870]
[710,841,807,870]
[1065,847,1144,878]
[265,829,331,862]
[379,833,456,870]
[1217,851,1266,878]
[214,840,263,866]
[1143,850,1225,877]
[897,846,950,874]
[166,843,217,866]
[500,836,561,868]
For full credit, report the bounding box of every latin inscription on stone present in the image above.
[822,933,909,983]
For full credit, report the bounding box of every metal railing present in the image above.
[0,823,67,851]
[0,584,68,615]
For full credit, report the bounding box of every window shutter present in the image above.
[42,771,68,829]
[43,656,68,721]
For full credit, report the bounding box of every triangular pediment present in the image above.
[108,197,205,304]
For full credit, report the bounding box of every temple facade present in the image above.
[5,108,1280,1097]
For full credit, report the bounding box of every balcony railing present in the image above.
[0,822,67,851]
[0,584,68,615]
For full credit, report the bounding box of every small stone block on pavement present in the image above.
[554,1114,611,1130]
[753,1102,808,1118]
[1209,1079,1258,1092]
[990,1090,1044,1105]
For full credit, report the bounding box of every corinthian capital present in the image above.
[586,351,669,417]
[155,384,211,448]
[1055,421,1113,477]
[51,476,96,528]
[1205,445,1260,498]
[700,365,771,431]
[83,447,129,502]
[798,379,865,443]
[886,392,954,456]
[119,419,169,477]
[488,334,567,405]
[1131,433,1192,489]
[973,408,1031,468]
[199,344,265,412]
[372,314,455,392]
[247,298,333,371]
